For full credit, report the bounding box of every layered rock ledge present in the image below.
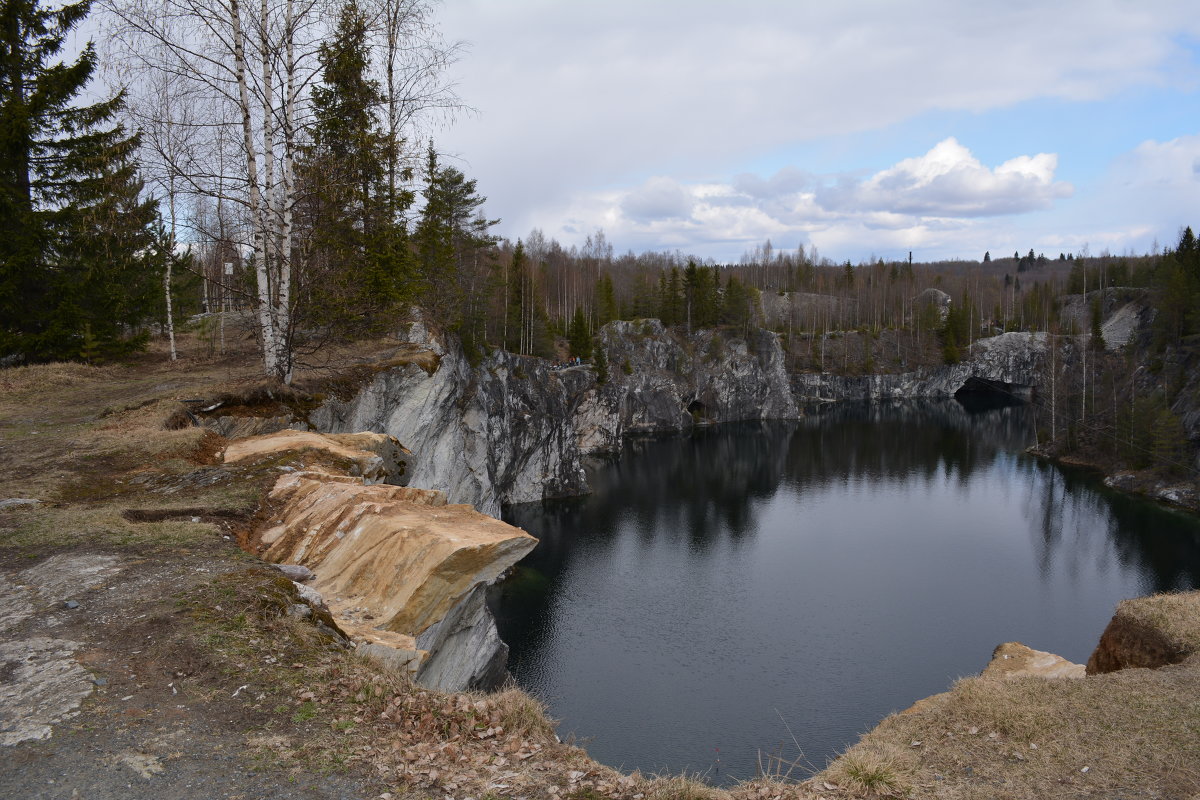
[226,431,537,692]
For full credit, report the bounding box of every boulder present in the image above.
[1086,592,1200,674]
[253,470,537,691]
[982,642,1085,680]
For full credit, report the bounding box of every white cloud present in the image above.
[821,138,1073,217]
[621,176,694,222]
[435,0,1200,252]
[539,140,1076,260]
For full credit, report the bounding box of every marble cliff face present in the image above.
[308,319,1069,513]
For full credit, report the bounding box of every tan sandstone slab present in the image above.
[223,429,408,484]
[256,472,536,641]
[982,641,1086,680]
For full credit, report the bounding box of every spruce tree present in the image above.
[0,0,158,360]
[567,307,592,359]
[596,273,618,326]
[415,143,497,339]
[296,0,406,335]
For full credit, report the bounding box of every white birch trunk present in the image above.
[165,179,177,361]
[277,0,297,384]
[230,0,277,378]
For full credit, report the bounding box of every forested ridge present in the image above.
[2,0,1198,480]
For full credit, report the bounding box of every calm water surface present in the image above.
[493,400,1200,783]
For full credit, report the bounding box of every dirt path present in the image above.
[0,545,383,799]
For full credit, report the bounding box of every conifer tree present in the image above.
[567,306,592,359]
[415,143,497,354]
[596,273,618,326]
[0,0,158,360]
[296,0,407,335]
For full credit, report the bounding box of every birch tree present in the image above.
[103,0,326,382]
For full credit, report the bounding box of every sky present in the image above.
[433,0,1200,264]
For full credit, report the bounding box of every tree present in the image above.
[596,273,618,327]
[567,306,591,359]
[414,143,498,355]
[1089,296,1106,351]
[364,0,463,214]
[592,336,608,383]
[295,0,407,335]
[0,0,159,360]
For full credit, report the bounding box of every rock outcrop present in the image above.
[231,432,538,692]
[223,429,408,484]
[573,320,800,453]
[1086,592,1200,674]
[982,641,1086,680]
[309,330,588,517]
[792,332,1051,405]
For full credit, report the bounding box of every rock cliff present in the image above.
[308,320,801,511]
[574,320,800,453]
[309,329,589,517]
[228,432,538,692]
[792,331,1052,405]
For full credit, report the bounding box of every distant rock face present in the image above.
[916,288,952,322]
[793,332,1051,404]
[254,467,537,691]
[574,320,800,453]
[1057,288,1154,351]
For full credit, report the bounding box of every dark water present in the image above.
[493,400,1200,783]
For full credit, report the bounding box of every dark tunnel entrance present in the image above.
[954,376,1032,411]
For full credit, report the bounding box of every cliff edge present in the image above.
[225,430,538,692]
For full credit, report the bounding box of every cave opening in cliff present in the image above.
[954,376,1032,410]
[687,399,710,422]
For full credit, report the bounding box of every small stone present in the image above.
[1080,766,1090,774]
[63,600,79,610]
[276,564,316,582]
[93,677,108,687]
[0,498,41,510]
[287,604,312,620]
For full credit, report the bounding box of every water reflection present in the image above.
[495,401,1200,783]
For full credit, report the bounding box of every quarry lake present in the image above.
[493,401,1200,783]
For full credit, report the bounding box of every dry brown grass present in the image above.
[644,774,728,800]
[823,743,915,797]
[807,650,1200,799]
[486,686,558,740]
[1116,592,1200,655]
[0,361,111,396]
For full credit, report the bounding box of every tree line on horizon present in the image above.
[2,0,1198,401]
